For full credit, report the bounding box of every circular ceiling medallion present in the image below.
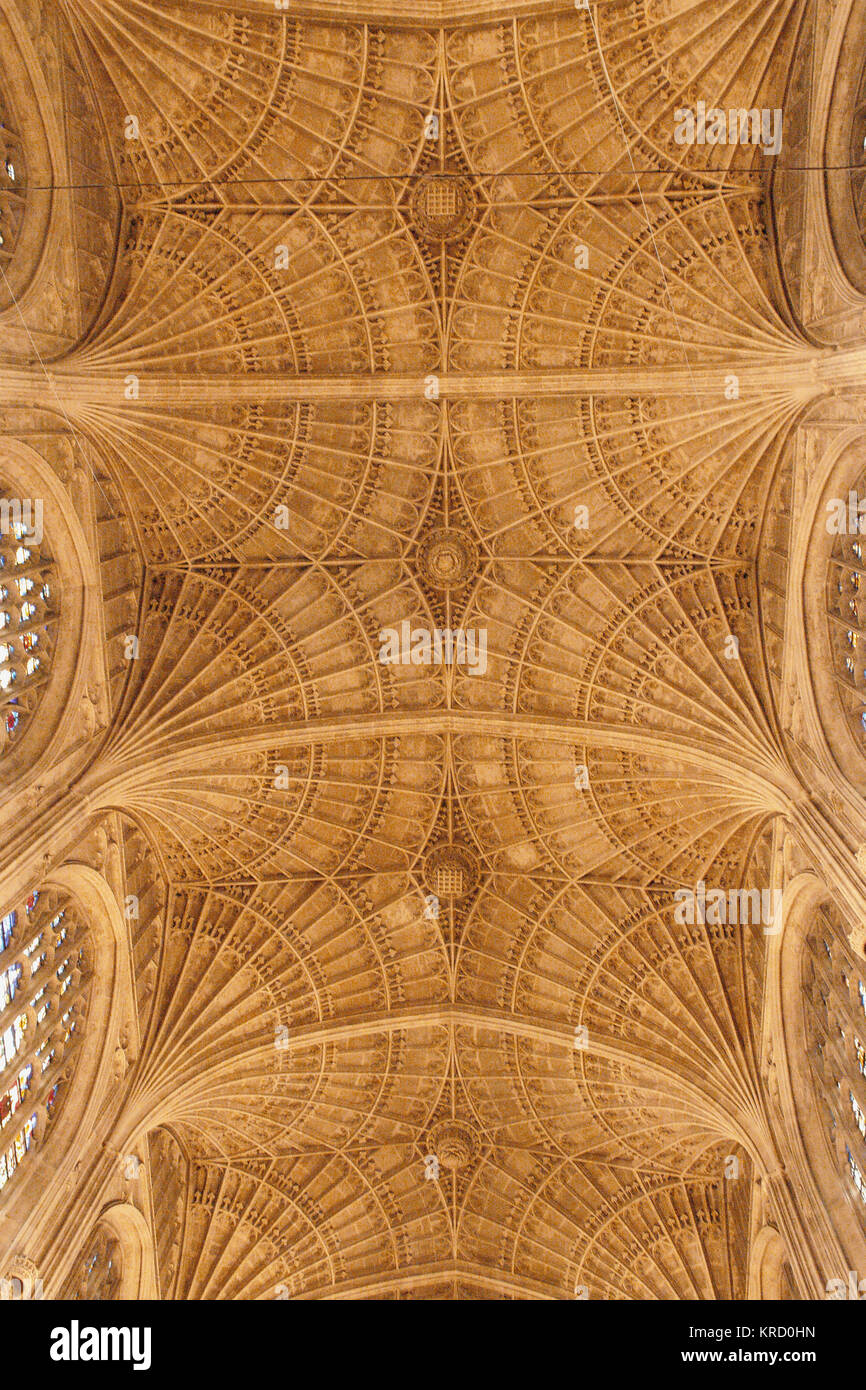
[427,1119,478,1171]
[423,841,480,900]
[410,175,475,242]
[416,527,478,590]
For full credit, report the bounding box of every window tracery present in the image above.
[0,888,90,1195]
[60,1225,123,1301]
[850,53,866,248]
[803,900,866,1220]
[0,504,57,756]
[825,519,866,744]
[0,94,24,263]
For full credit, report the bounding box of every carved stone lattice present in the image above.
[410,175,475,242]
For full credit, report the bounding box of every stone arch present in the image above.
[776,871,866,1279]
[749,1225,793,1299]
[86,1202,158,1300]
[0,2,60,321]
[824,0,866,298]
[801,427,866,797]
[0,859,134,1271]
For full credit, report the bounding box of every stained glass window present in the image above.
[0,102,24,266]
[0,1109,36,1193]
[824,493,866,739]
[0,888,89,1194]
[846,1145,866,1205]
[804,901,866,1221]
[0,503,56,757]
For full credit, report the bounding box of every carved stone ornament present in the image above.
[423,842,480,900]
[416,527,479,590]
[427,1119,478,1171]
[410,174,476,242]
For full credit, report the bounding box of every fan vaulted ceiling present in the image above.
[6,0,836,1298]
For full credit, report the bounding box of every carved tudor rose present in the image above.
[416,527,478,590]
